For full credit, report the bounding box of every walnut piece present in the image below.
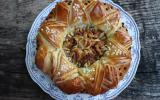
[63,27,107,67]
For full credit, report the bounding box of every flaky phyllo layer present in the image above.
[35,0,132,95]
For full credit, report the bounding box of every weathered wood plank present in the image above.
[0,72,53,100]
[0,0,160,100]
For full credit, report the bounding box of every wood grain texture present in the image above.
[0,0,160,100]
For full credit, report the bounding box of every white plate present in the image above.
[25,0,141,99]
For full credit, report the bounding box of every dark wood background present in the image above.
[0,0,160,100]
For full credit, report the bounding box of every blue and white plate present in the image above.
[25,0,140,99]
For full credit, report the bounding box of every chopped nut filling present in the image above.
[63,27,107,67]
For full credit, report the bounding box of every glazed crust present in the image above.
[35,0,132,95]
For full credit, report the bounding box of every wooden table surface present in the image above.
[0,0,160,100]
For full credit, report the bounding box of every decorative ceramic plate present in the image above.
[25,0,140,99]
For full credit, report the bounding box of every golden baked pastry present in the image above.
[35,0,132,95]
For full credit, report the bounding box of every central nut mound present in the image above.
[63,26,107,67]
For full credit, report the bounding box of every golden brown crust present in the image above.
[56,77,85,93]
[35,0,132,96]
[69,0,89,25]
[46,2,70,23]
[39,21,67,48]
